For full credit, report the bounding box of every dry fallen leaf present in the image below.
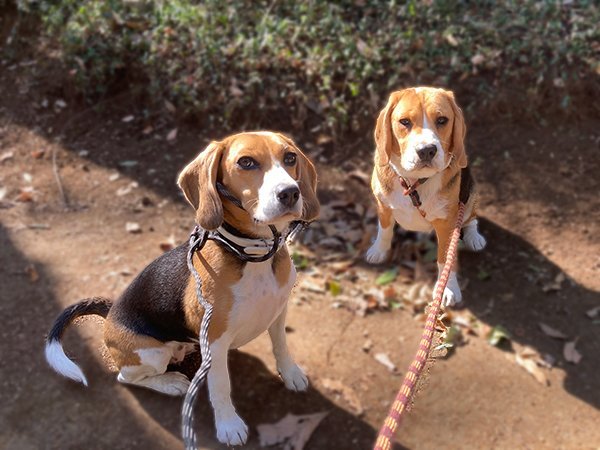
[585,306,600,319]
[166,128,178,141]
[159,235,176,252]
[25,263,39,282]
[538,322,568,340]
[321,378,364,415]
[542,272,565,293]
[348,169,370,185]
[125,222,142,234]
[16,189,34,202]
[164,99,176,114]
[0,151,14,163]
[374,352,396,373]
[257,412,328,450]
[563,340,582,364]
[31,149,46,159]
[515,347,549,386]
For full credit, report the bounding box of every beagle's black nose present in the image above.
[417,144,437,162]
[277,186,300,208]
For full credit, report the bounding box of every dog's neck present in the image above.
[222,204,288,239]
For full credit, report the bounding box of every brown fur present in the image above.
[184,241,245,342]
[104,321,165,367]
[272,246,292,288]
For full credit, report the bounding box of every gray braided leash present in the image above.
[182,227,212,450]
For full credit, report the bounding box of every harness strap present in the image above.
[398,166,473,218]
[182,227,212,450]
[398,177,428,218]
[216,181,244,209]
[209,223,281,263]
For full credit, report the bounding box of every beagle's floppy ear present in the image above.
[446,90,467,169]
[277,133,320,222]
[297,149,320,222]
[177,141,225,230]
[374,91,403,166]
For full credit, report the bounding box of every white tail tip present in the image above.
[45,340,88,386]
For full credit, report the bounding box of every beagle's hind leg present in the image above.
[117,351,191,396]
[105,323,190,396]
[462,218,486,252]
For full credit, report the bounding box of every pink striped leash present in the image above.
[374,202,466,450]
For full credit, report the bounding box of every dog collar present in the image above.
[388,162,429,217]
[210,222,282,262]
[190,182,310,263]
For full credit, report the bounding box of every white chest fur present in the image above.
[380,173,448,232]
[227,258,296,349]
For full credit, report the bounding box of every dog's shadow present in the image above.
[461,218,599,408]
[126,349,405,450]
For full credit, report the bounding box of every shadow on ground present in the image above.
[462,218,599,408]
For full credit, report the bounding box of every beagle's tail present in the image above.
[45,297,112,386]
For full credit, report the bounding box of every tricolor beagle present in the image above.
[45,131,319,446]
[366,87,486,306]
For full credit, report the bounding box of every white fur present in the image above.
[117,342,195,396]
[206,259,300,446]
[436,263,462,307]
[254,160,302,223]
[462,219,487,251]
[45,340,88,386]
[268,305,308,391]
[381,171,449,232]
[366,172,449,266]
[365,221,394,264]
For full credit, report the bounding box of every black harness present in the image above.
[189,182,309,263]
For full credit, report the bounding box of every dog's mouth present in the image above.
[253,209,301,226]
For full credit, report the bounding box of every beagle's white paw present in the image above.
[462,220,487,252]
[279,363,309,392]
[435,269,462,308]
[365,243,389,264]
[216,414,249,446]
[158,371,191,396]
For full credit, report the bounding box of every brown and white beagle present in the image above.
[45,131,319,446]
[366,87,486,306]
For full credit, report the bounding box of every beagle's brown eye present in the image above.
[283,152,297,167]
[436,116,449,126]
[237,156,259,170]
[399,118,411,128]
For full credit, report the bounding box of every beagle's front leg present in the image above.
[366,198,394,264]
[207,336,248,446]
[432,217,462,307]
[268,305,309,391]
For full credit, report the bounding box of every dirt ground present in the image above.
[1,44,599,450]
